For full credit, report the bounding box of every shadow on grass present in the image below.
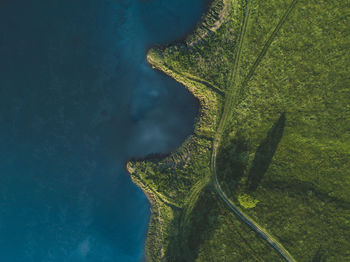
[247,113,286,191]
[216,135,250,192]
[162,208,186,262]
[167,186,219,261]
[312,247,327,262]
[264,179,350,209]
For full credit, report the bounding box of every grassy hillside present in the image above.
[128,0,350,261]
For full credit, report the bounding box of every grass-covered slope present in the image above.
[128,0,350,261]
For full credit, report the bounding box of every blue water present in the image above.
[0,0,206,261]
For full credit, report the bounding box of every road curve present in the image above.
[211,142,296,262]
[210,1,297,261]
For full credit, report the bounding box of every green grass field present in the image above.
[128,0,350,261]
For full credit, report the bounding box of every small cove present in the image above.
[0,0,207,261]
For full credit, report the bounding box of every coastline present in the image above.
[126,0,350,260]
[126,163,165,261]
[125,1,226,261]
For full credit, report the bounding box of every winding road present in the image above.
[209,0,298,261]
[211,143,296,262]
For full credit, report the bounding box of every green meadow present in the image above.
[128,0,350,261]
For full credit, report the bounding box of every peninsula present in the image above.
[128,0,350,261]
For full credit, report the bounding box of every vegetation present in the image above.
[128,0,350,261]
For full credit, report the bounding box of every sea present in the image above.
[0,0,206,261]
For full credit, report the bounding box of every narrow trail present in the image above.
[241,0,299,88]
[213,172,296,262]
[155,0,299,260]
[166,65,225,97]
[184,74,225,97]
[209,0,298,261]
[179,176,210,260]
[217,0,251,133]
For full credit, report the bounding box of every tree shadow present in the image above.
[312,247,327,262]
[246,113,286,191]
[166,186,219,261]
[216,135,250,192]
